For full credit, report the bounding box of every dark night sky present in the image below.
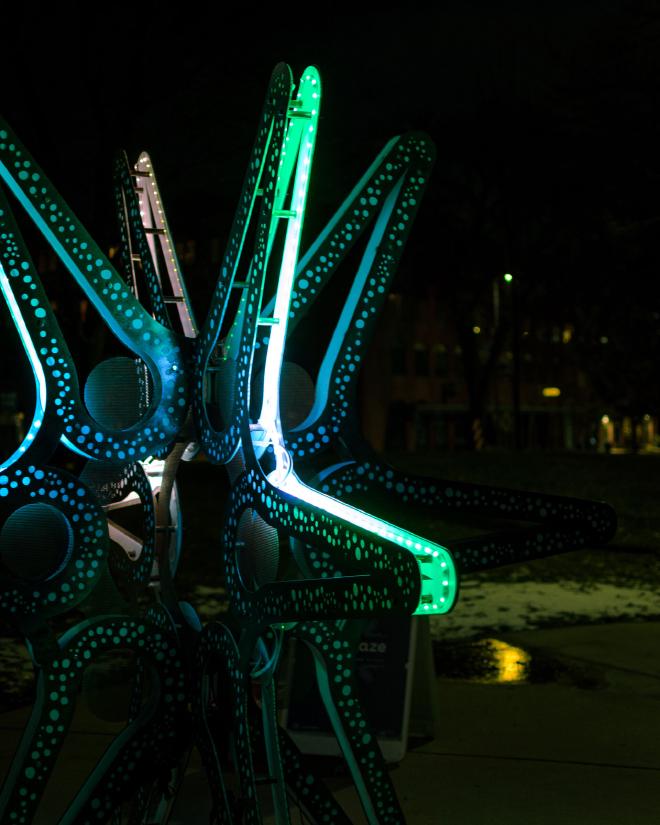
[4,0,660,391]
[5,2,652,232]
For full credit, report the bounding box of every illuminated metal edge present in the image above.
[258,131,436,464]
[191,63,292,465]
[134,152,198,338]
[0,120,188,463]
[105,458,182,575]
[279,473,457,614]
[114,149,170,329]
[252,68,457,616]
[293,175,406,433]
[0,61,461,824]
[0,267,46,469]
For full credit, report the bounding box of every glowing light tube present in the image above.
[0,267,47,470]
[251,68,458,616]
[278,471,457,614]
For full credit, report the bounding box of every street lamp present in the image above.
[504,272,521,448]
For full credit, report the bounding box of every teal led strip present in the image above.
[0,123,189,464]
[0,267,47,469]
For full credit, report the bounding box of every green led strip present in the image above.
[254,68,457,616]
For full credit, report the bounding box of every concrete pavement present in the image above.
[1,621,659,823]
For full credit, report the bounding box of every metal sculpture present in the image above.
[0,62,615,825]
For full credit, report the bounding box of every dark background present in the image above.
[3,1,660,424]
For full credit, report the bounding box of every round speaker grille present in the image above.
[235,508,279,592]
[0,503,72,580]
[84,356,151,430]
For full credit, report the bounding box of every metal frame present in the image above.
[0,62,615,825]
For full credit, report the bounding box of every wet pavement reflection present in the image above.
[434,638,532,684]
[433,635,610,689]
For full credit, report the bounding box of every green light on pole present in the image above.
[504,272,513,283]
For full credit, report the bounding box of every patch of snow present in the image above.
[430,581,660,640]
